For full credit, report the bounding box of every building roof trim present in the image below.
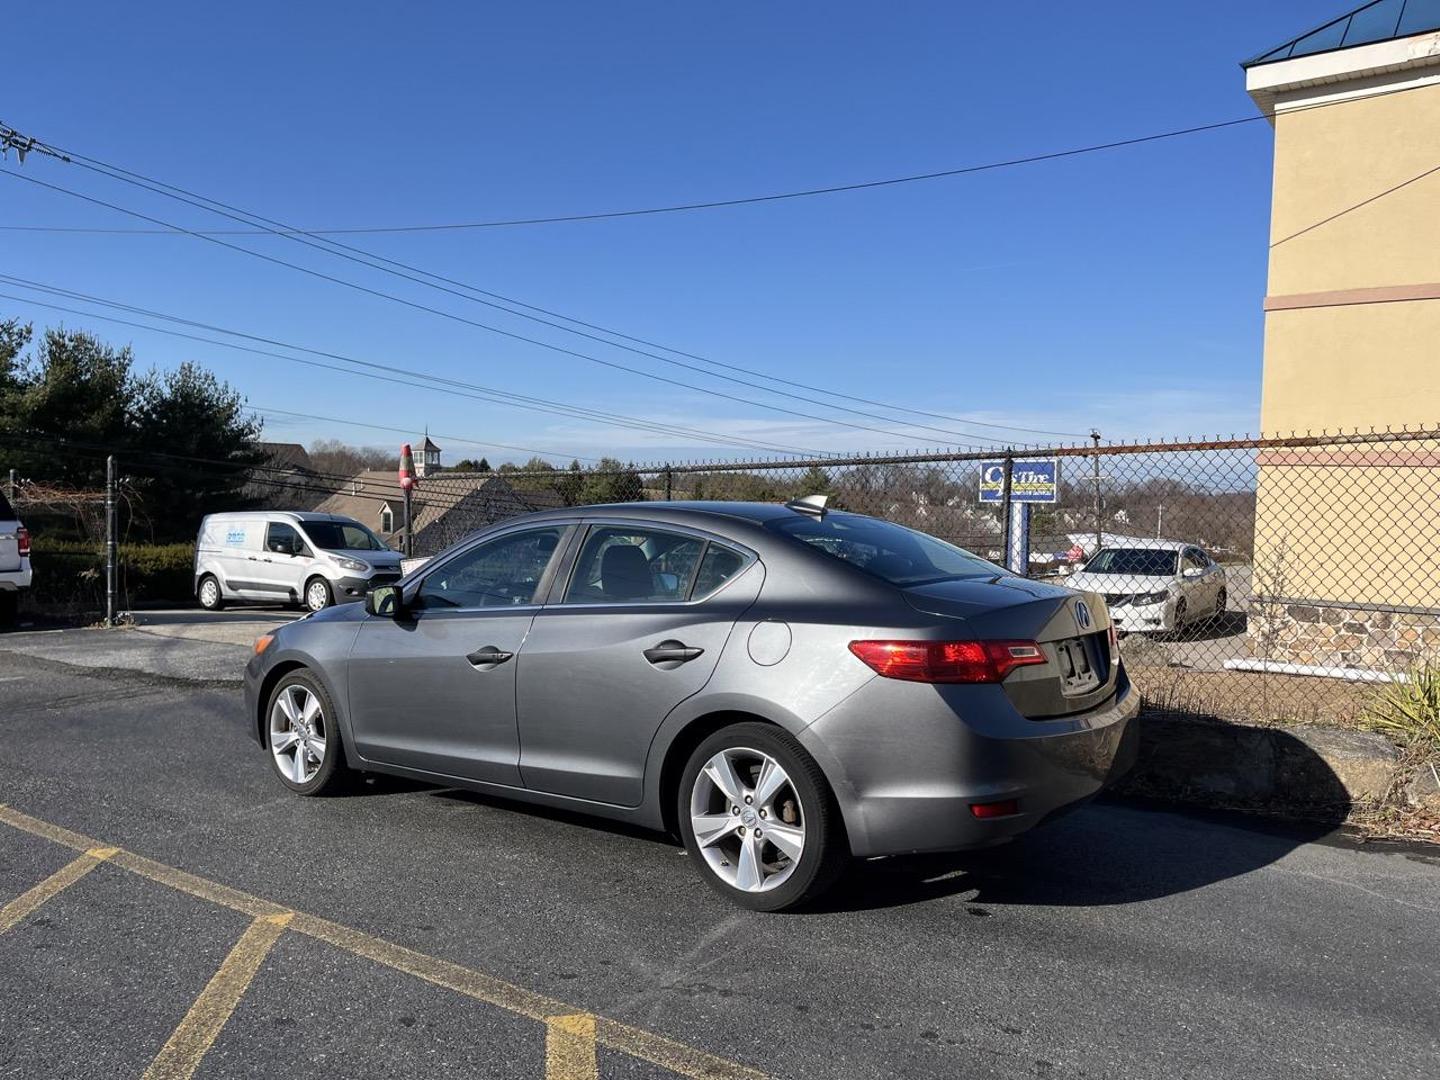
[1245,0,1440,69]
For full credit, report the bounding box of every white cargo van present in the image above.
[194,511,402,612]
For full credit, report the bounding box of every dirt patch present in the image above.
[1129,664,1372,728]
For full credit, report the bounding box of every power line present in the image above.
[0,277,840,458]
[1270,159,1440,247]
[2,167,991,450]
[29,148,1084,442]
[6,115,1266,235]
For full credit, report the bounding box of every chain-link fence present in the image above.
[396,427,1440,727]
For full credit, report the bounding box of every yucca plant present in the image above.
[1365,663,1440,751]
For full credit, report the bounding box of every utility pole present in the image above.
[664,465,673,502]
[1090,429,1104,557]
[5,468,14,507]
[105,455,117,627]
[1156,503,1165,539]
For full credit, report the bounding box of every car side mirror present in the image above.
[366,584,405,619]
[1182,567,1204,579]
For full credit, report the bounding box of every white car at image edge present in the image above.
[1065,539,1226,634]
[0,489,32,627]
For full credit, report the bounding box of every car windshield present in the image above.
[1083,548,1178,576]
[301,520,388,552]
[769,512,998,587]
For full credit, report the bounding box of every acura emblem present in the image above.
[1075,600,1093,630]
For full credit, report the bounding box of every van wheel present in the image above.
[197,575,224,611]
[304,577,333,612]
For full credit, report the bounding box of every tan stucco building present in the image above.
[1244,1,1440,670]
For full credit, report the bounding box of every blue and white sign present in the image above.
[978,458,1061,504]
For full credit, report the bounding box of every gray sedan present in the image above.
[243,500,1138,911]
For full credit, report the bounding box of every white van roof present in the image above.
[201,511,364,524]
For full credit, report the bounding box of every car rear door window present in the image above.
[416,527,563,609]
[563,526,706,604]
[692,544,747,598]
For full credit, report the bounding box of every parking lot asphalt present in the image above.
[2,635,1439,1079]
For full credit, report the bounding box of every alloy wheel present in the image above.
[270,683,328,785]
[689,746,805,893]
[199,578,219,608]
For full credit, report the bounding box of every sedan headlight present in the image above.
[1132,591,1170,606]
[334,557,370,573]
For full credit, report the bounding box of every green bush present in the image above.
[1364,663,1440,752]
[27,540,196,608]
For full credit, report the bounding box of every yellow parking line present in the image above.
[0,804,768,1080]
[142,912,294,1080]
[546,1013,598,1080]
[0,847,118,935]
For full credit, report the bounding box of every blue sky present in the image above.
[2,1,1333,464]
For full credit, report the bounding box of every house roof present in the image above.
[257,442,313,472]
[310,470,565,554]
[420,436,441,452]
[1245,0,1440,68]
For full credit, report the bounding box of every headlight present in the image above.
[335,557,370,573]
[1133,591,1170,606]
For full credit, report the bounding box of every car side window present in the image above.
[415,527,563,610]
[1184,549,1207,571]
[562,526,706,604]
[266,522,304,555]
[692,544,747,599]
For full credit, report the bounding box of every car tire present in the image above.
[1171,597,1188,637]
[304,577,333,613]
[678,722,847,912]
[197,574,225,611]
[266,670,351,796]
[1214,587,1227,616]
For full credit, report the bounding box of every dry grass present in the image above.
[1129,664,1372,729]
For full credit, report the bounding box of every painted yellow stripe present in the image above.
[0,804,767,1080]
[142,912,294,1080]
[546,1013,599,1080]
[0,847,118,935]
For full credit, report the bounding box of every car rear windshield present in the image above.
[301,520,387,551]
[1083,548,1178,576]
[768,512,998,587]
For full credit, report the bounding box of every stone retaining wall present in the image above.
[1247,600,1440,671]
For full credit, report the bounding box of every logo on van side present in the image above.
[225,529,246,546]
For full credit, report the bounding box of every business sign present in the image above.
[978,458,1060,505]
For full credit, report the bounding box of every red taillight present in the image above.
[847,639,1046,683]
[16,527,29,558]
[970,799,1020,819]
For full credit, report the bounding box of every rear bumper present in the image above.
[0,564,32,591]
[800,669,1140,857]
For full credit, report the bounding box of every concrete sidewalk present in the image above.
[0,608,301,684]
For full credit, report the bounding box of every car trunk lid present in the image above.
[904,576,1118,718]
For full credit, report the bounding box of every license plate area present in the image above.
[1056,636,1100,695]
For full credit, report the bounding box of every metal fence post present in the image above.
[5,468,14,507]
[664,464,673,502]
[105,455,117,627]
[999,451,1014,568]
[1090,429,1103,556]
[402,487,413,559]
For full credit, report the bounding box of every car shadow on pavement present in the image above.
[817,799,1339,913]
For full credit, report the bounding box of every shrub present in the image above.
[27,540,196,609]
[1364,663,1440,752]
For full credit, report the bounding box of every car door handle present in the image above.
[644,640,705,665]
[466,646,514,667]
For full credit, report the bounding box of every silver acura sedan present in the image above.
[243,500,1138,911]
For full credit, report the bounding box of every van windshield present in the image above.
[301,520,388,552]
[768,512,998,587]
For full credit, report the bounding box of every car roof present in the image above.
[1097,539,1194,552]
[517,501,821,526]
